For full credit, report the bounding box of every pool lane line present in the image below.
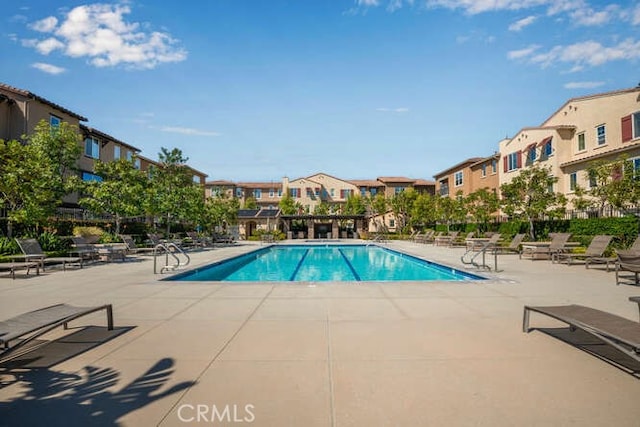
[289,248,310,281]
[338,248,361,281]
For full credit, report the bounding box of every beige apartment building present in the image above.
[499,87,640,207]
[434,157,485,198]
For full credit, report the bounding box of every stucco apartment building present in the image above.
[0,82,207,208]
[434,155,500,199]
[499,86,640,207]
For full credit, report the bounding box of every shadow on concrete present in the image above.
[538,327,640,378]
[0,357,194,426]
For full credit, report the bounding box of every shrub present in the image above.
[0,237,19,255]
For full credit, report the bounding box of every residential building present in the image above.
[284,173,359,213]
[235,182,283,210]
[433,158,484,198]
[499,87,640,207]
[205,180,236,199]
[79,125,142,183]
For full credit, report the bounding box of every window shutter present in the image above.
[503,156,508,172]
[516,151,522,169]
[340,189,345,198]
[622,115,632,142]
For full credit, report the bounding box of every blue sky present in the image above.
[3,0,640,182]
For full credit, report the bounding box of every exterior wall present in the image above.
[236,183,283,209]
[378,180,415,198]
[433,159,483,199]
[469,157,499,194]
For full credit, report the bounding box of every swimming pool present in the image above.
[168,244,485,282]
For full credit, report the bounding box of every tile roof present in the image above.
[349,179,384,187]
[0,82,87,121]
[433,157,485,178]
[80,125,140,152]
[376,176,416,183]
[237,182,283,189]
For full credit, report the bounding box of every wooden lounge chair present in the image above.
[615,250,640,286]
[69,236,99,262]
[523,304,640,364]
[14,238,83,271]
[0,303,113,361]
[555,235,613,268]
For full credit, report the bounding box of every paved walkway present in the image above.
[1,240,639,426]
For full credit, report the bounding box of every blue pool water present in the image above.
[168,245,485,282]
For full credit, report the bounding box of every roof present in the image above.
[205,180,236,186]
[0,82,87,121]
[349,179,384,187]
[237,209,260,218]
[376,176,416,183]
[413,179,436,186]
[542,86,640,127]
[80,125,140,152]
[469,153,501,169]
[237,182,283,189]
[257,209,280,218]
[560,140,640,168]
[433,157,485,178]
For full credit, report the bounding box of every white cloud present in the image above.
[29,16,58,32]
[425,0,549,15]
[22,3,187,70]
[159,126,221,137]
[31,62,66,75]
[519,38,640,68]
[569,4,618,26]
[632,4,640,25]
[509,15,536,31]
[563,81,605,89]
[507,44,540,59]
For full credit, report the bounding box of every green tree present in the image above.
[435,193,466,232]
[204,194,239,232]
[587,157,640,215]
[0,139,54,236]
[279,190,302,215]
[465,188,499,232]
[389,189,418,233]
[243,197,258,209]
[147,147,203,235]
[313,202,330,215]
[80,158,149,234]
[28,120,82,200]
[500,165,567,239]
[343,195,367,215]
[410,193,437,229]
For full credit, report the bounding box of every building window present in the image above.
[134,158,141,169]
[395,186,405,194]
[633,112,640,139]
[491,159,497,174]
[577,133,585,151]
[114,145,121,160]
[507,152,520,171]
[360,187,367,197]
[254,189,262,199]
[389,219,395,228]
[481,164,486,177]
[588,170,597,188]
[330,188,335,197]
[528,147,537,162]
[84,137,100,159]
[569,173,577,191]
[596,124,606,145]
[126,150,133,161]
[81,171,102,182]
[49,115,61,128]
[454,171,463,187]
[371,188,377,196]
[290,188,301,198]
[236,188,243,198]
[193,175,200,184]
[269,188,275,198]
[544,140,553,156]
[439,179,449,197]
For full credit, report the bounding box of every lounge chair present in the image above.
[493,233,525,256]
[414,230,434,244]
[14,238,83,271]
[434,231,459,247]
[555,235,614,268]
[523,304,640,364]
[450,232,475,247]
[69,236,99,262]
[0,261,40,279]
[521,233,572,261]
[120,234,156,255]
[615,250,640,286]
[0,303,113,361]
[630,296,640,320]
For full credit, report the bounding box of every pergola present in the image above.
[280,214,366,239]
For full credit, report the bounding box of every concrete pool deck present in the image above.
[1,240,639,426]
